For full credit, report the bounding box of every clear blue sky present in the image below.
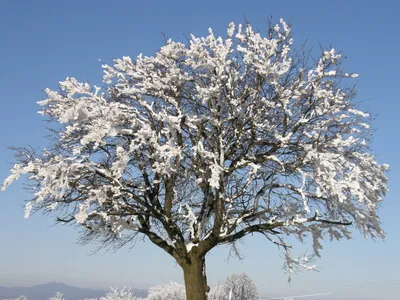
[0,0,399,299]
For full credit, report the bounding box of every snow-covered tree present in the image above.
[224,273,258,300]
[208,283,228,300]
[48,292,65,300]
[100,286,144,300]
[147,282,185,300]
[209,273,258,300]
[2,19,388,300]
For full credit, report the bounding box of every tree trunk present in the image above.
[181,255,209,300]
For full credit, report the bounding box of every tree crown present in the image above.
[2,19,388,275]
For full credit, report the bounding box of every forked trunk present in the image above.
[181,255,209,300]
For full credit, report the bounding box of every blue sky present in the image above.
[0,0,399,298]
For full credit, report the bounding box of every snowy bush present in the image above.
[147,282,185,300]
[209,273,258,300]
[208,283,228,300]
[48,292,65,300]
[100,286,144,300]
[225,273,258,300]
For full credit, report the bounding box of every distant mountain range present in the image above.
[0,282,148,300]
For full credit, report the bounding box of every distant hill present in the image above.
[0,282,148,300]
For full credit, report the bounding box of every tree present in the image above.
[209,273,258,300]
[2,19,388,300]
[48,293,65,300]
[223,273,258,300]
[100,286,143,300]
[147,282,186,300]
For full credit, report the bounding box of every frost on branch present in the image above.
[2,20,388,276]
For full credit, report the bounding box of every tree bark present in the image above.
[181,254,209,300]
